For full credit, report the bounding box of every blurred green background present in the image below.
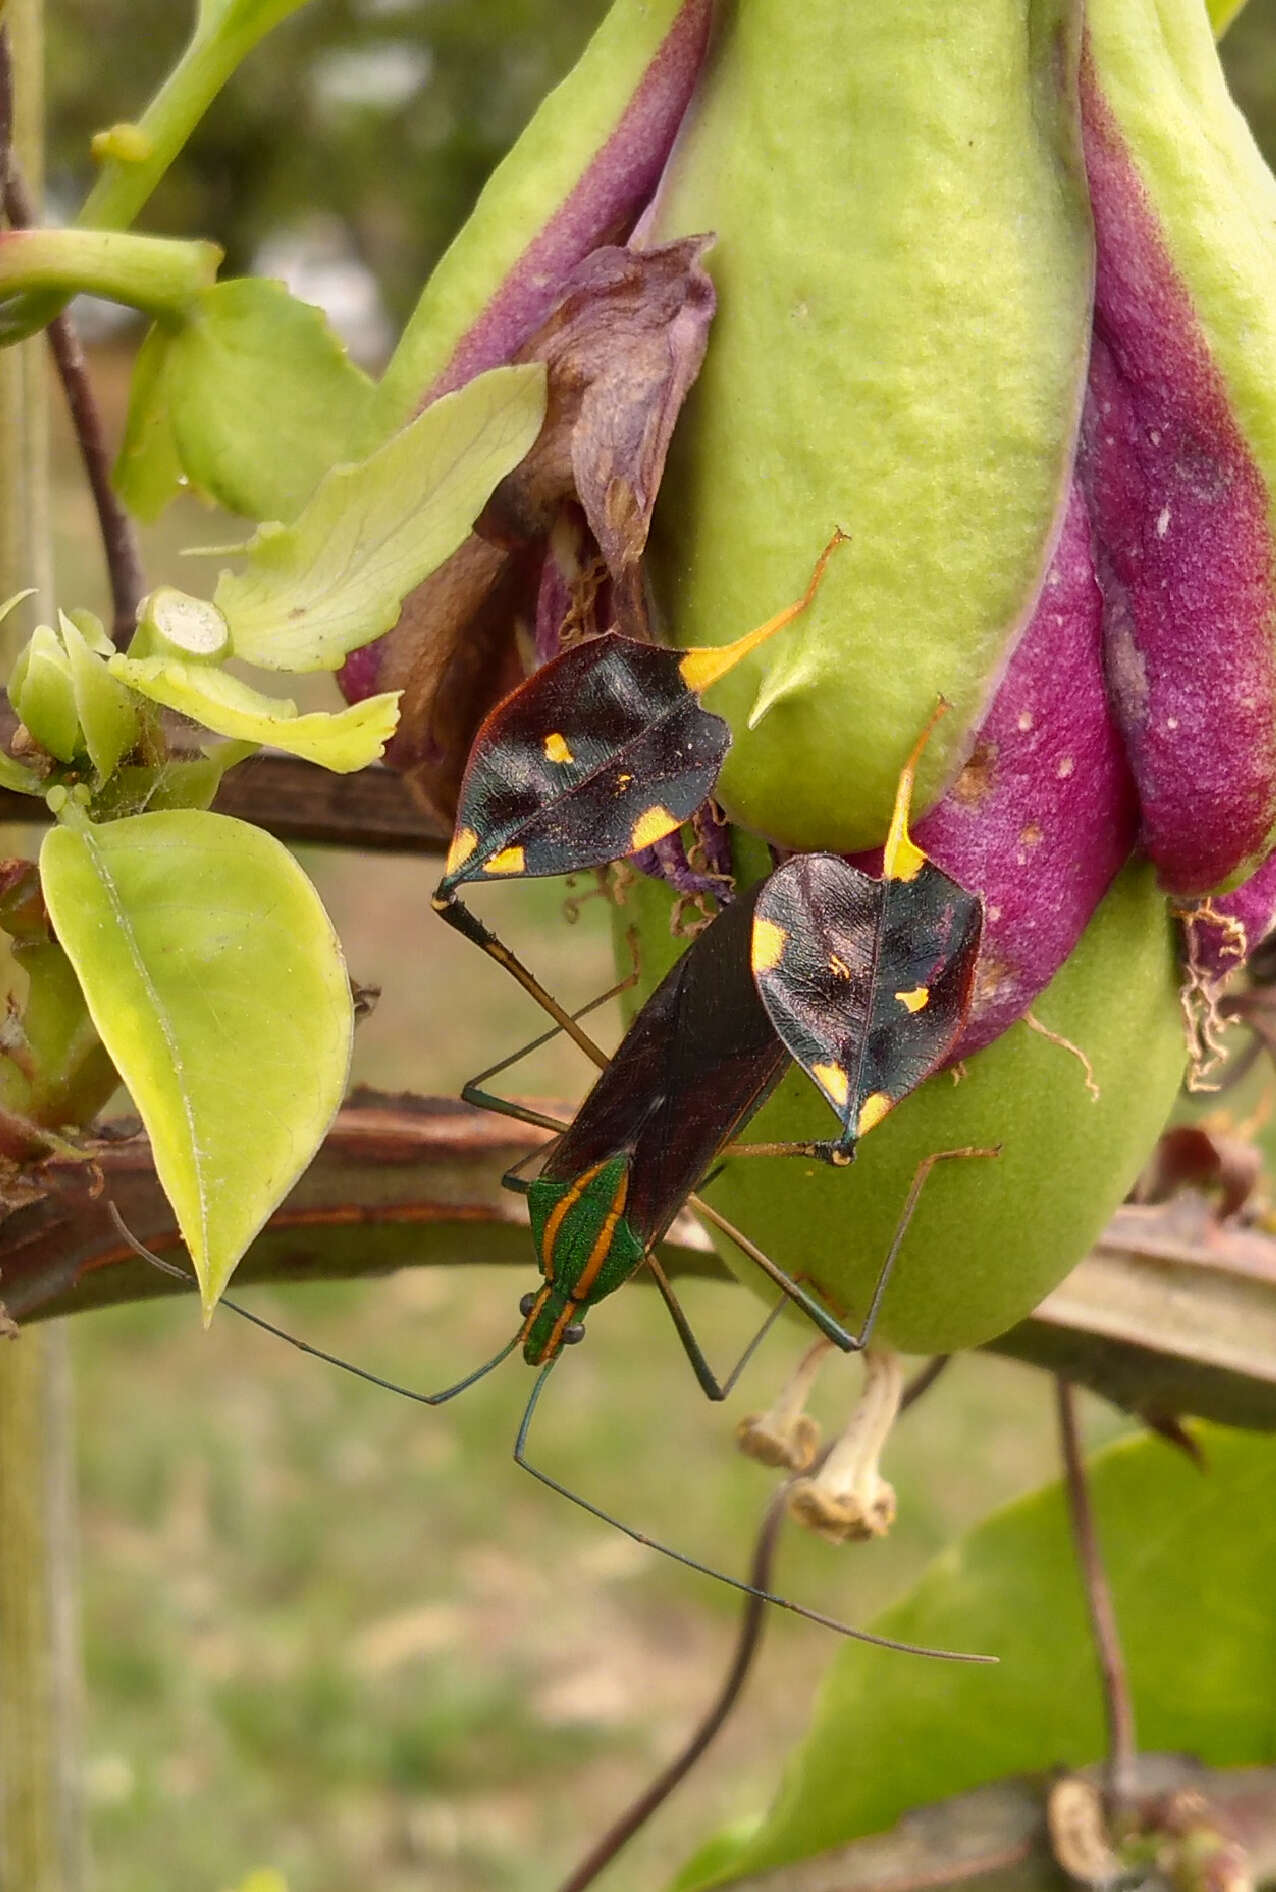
[40,4,1276,1890]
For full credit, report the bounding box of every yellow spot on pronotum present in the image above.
[751,918,789,974]
[629,805,678,852]
[857,1092,892,1137]
[445,826,478,877]
[813,1062,849,1109]
[895,986,929,1014]
[543,732,573,765]
[677,528,849,695]
[882,699,948,884]
[483,845,526,876]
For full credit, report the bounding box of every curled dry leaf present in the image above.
[480,235,716,628]
[345,239,715,824]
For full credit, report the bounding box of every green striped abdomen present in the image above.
[521,1156,647,1363]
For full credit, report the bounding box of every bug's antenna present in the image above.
[513,1364,994,1663]
[105,1202,521,1405]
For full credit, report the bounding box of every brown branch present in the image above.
[0,31,145,645]
[0,1091,725,1324]
[5,1114,1276,1444]
[41,312,145,644]
[1055,1378,1138,1820]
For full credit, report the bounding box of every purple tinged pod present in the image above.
[1180,848,1276,987]
[363,0,714,437]
[853,488,1140,1058]
[1078,2,1276,895]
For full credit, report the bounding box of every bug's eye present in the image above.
[562,1323,586,1346]
[519,1291,538,1317]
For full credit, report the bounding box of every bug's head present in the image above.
[520,1156,646,1363]
[517,1285,588,1366]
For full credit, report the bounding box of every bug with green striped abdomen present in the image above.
[473,709,986,1390]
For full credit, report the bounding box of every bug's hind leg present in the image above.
[510,1361,992,1659]
[642,1253,790,1402]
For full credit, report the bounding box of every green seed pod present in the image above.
[645,0,1095,849]
[621,856,1184,1354]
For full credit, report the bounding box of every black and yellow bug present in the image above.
[476,707,983,1385]
[430,531,846,1060]
[751,709,982,1159]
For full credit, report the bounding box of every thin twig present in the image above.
[43,311,145,643]
[556,1354,954,1892]
[900,1353,951,1415]
[1054,1378,1138,1820]
[556,1483,787,1892]
[0,43,145,645]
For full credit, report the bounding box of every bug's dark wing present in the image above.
[754,854,982,1148]
[543,886,788,1244]
[440,636,729,888]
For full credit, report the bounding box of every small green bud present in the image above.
[13,626,81,763]
[59,614,141,781]
[90,122,154,166]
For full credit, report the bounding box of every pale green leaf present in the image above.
[0,588,36,629]
[676,1425,1276,1890]
[60,616,140,780]
[0,750,43,796]
[113,324,184,522]
[214,362,547,671]
[110,653,400,772]
[65,609,115,658]
[164,279,373,521]
[39,809,352,1311]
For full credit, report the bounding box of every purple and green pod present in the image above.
[348,0,1276,1352]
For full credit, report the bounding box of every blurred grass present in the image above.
[47,355,1133,1892]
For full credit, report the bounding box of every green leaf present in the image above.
[39,810,352,1312]
[214,362,547,671]
[114,325,184,522]
[677,1424,1276,1890]
[0,752,43,796]
[164,279,373,521]
[110,653,400,772]
[60,615,140,780]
